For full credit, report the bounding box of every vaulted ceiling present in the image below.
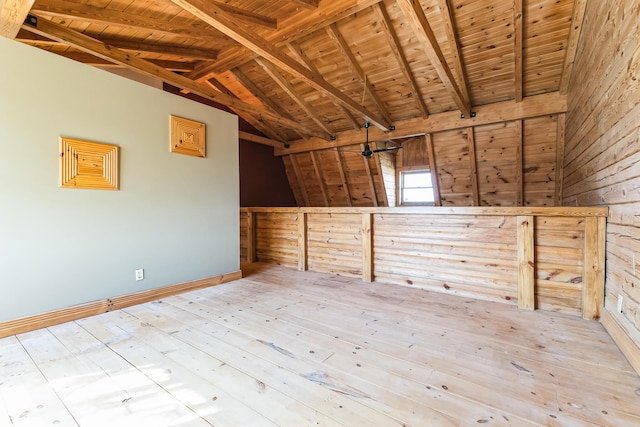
[4,0,583,153]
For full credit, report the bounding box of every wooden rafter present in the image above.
[374,2,429,118]
[238,131,284,149]
[0,0,35,38]
[172,0,392,131]
[22,16,320,137]
[360,144,379,207]
[287,41,361,130]
[25,49,194,72]
[559,0,587,94]
[467,127,479,206]
[256,57,334,139]
[275,92,567,155]
[207,77,286,143]
[17,32,220,60]
[187,0,382,80]
[555,113,566,205]
[211,1,277,29]
[310,152,329,206]
[334,149,352,206]
[515,120,523,205]
[326,22,393,127]
[290,155,310,206]
[514,0,524,102]
[436,0,471,108]
[30,0,233,45]
[289,0,318,9]
[96,37,219,61]
[230,68,305,141]
[396,0,471,117]
[17,33,219,61]
[425,134,441,206]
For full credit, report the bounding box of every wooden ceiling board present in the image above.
[452,0,517,105]
[17,0,578,207]
[330,8,409,120]
[381,0,458,114]
[524,0,573,96]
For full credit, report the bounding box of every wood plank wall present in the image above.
[563,0,640,373]
[283,114,562,208]
[240,207,607,319]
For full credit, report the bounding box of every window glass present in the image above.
[401,171,434,204]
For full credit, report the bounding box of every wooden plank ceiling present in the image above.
[5,0,583,207]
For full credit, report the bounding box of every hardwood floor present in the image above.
[1,263,639,426]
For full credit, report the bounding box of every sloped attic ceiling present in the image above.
[4,0,583,207]
[7,0,581,143]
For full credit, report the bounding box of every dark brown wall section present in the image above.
[163,84,296,207]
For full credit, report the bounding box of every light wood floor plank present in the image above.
[52,318,275,427]
[167,280,630,425]
[1,263,639,426]
[77,310,335,426]
[17,327,211,427]
[0,335,78,426]
[161,294,539,426]
[123,302,415,426]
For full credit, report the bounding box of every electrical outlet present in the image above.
[617,294,624,313]
[135,268,144,281]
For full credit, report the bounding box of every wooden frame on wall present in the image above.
[170,115,206,157]
[59,137,119,190]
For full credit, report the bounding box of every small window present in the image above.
[400,170,435,205]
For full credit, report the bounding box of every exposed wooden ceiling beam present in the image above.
[514,0,524,102]
[186,0,382,80]
[207,77,287,143]
[172,0,392,131]
[230,67,306,140]
[515,120,523,205]
[310,152,329,206]
[22,16,321,137]
[467,127,479,206]
[31,0,233,46]
[238,131,285,148]
[274,92,567,155]
[559,0,587,94]
[97,37,218,61]
[334,149,353,206]
[437,0,471,108]
[287,41,361,130]
[425,134,441,206]
[256,57,334,139]
[289,0,318,9]
[0,0,35,38]
[212,1,277,29]
[396,0,471,117]
[360,144,379,206]
[17,32,220,61]
[289,155,310,206]
[374,2,429,118]
[326,22,393,126]
[56,50,196,72]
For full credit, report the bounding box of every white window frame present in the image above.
[399,169,435,206]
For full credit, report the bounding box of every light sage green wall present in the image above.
[0,37,239,322]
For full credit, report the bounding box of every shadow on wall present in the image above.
[240,140,296,207]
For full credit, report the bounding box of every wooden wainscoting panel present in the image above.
[306,212,362,277]
[535,216,585,316]
[373,213,518,303]
[254,211,299,267]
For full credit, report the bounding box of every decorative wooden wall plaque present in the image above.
[59,137,119,190]
[170,115,206,157]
